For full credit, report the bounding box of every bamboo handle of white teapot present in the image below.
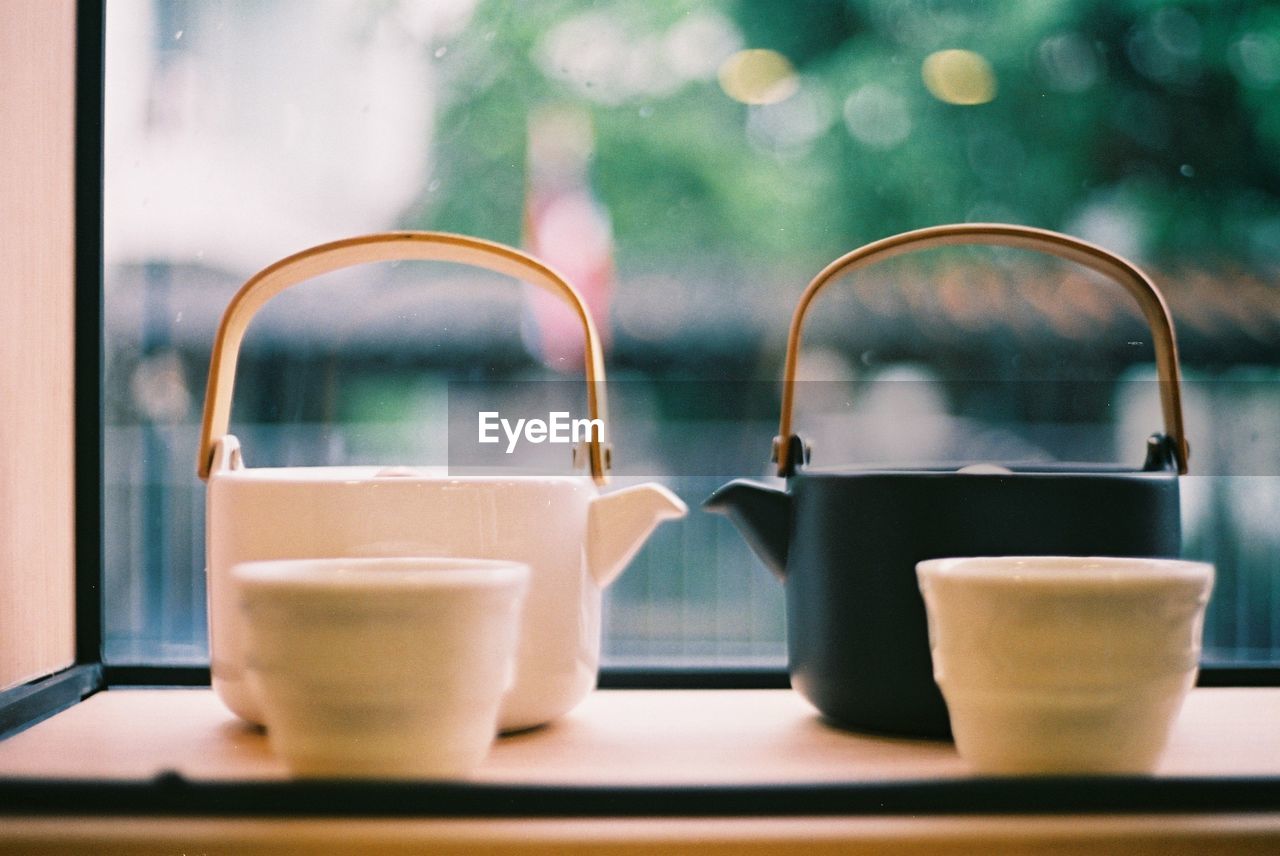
[773,223,1188,476]
[197,231,611,483]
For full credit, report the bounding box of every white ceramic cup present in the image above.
[916,556,1214,775]
[234,557,529,779]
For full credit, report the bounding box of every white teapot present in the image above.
[198,231,686,732]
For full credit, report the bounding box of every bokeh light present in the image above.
[747,83,835,154]
[1037,32,1100,92]
[843,83,911,148]
[1229,32,1280,88]
[1127,6,1202,85]
[538,9,740,105]
[921,48,997,105]
[718,49,799,105]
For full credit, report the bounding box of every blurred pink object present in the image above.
[523,105,613,372]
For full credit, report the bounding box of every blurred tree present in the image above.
[414,0,1280,275]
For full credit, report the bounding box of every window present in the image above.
[104,0,1279,668]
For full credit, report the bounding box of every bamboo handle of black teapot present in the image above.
[773,223,1188,476]
[196,231,611,484]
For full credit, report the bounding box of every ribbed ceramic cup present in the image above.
[917,556,1213,774]
[235,557,528,779]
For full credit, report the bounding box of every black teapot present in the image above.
[706,224,1189,739]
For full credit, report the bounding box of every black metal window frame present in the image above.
[1,0,1279,818]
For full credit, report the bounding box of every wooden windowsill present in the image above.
[2,687,1280,784]
[1,687,1279,853]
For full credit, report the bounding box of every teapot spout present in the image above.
[587,484,687,588]
[704,480,791,581]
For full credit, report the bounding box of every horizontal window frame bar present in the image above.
[91,662,1280,690]
[2,773,1279,818]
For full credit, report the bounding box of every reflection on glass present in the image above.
[105,0,1280,667]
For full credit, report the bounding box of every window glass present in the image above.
[105,0,1280,667]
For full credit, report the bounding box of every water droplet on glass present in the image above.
[434,46,447,58]
[1180,163,1195,178]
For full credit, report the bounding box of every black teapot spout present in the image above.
[704,480,792,581]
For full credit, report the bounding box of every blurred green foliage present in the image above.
[414,0,1280,278]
